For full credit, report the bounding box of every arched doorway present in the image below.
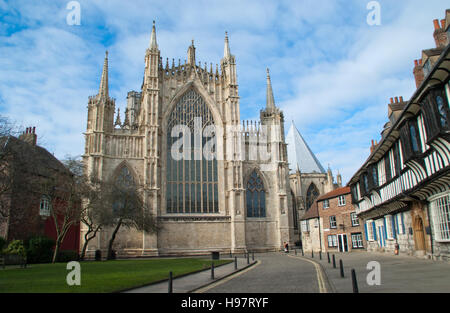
[414,216,426,251]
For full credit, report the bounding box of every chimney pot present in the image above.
[390,97,394,104]
[419,59,422,65]
[441,19,446,29]
[414,59,418,66]
[434,19,440,30]
[395,97,399,103]
[400,96,404,102]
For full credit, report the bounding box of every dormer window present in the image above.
[400,119,422,163]
[363,174,369,195]
[421,86,450,142]
[436,95,449,128]
[410,123,420,153]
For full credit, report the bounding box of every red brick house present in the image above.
[0,128,80,253]
[316,187,366,252]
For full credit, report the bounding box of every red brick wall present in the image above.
[318,193,366,252]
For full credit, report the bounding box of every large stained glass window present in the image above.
[306,183,319,211]
[246,170,266,217]
[166,89,218,213]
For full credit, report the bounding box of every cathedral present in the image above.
[82,22,339,256]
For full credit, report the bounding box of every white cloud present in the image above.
[0,0,447,185]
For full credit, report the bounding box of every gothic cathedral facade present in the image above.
[82,23,298,256]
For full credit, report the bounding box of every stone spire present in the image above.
[149,20,158,49]
[187,40,196,65]
[114,108,121,127]
[266,68,275,110]
[98,51,109,99]
[224,31,231,59]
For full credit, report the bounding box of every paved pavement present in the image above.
[204,253,320,293]
[123,251,450,293]
[293,250,450,293]
[123,255,256,293]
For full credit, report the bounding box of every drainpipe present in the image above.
[426,203,434,259]
[318,217,323,252]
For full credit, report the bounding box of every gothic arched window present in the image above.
[246,170,266,218]
[306,183,319,210]
[112,166,136,213]
[166,89,218,214]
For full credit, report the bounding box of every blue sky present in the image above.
[0,0,448,184]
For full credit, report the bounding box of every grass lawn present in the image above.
[0,258,231,293]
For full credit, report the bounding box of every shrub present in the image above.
[25,236,55,264]
[4,240,26,257]
[56,250,79,263]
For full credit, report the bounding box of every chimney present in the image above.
[18,127,37,146]
[388,95,406,124]
[370,139,375,154]
[433,18,448,48]
[413,59,424,88]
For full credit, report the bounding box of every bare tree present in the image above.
[42,156,84,263]
[103,167,159,260]
[78,177,111,261]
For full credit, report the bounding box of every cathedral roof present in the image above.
[286,121,326,174]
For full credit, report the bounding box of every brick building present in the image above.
[0,128,80,252]
[316,187,366,252]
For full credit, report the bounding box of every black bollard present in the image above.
[252,252,255,261]
[319,251,322,260]
[339,259,344,278]
[247,253,250,264]
[302,248,304,256]
[332,254,336,268]
[327,252,330,263]
[168,271,173,293]
[351,269,359,293]
[235,256,237,270]
[211,262,215,280]
[230,251,232,258]
[311,250,314,258]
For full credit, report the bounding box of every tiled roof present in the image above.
[316,186,351,202]
[300,200,319,220]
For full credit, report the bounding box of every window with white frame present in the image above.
[351,233,364,248]
[301,220,310,232]
[338,195,346,206]
[351,212,359,226]
[396,213,405,234]
[429,193,450,242]
[323,199,329,209]
[330,216,337,228]
[385,215,394,239]
[39,196,51,216]
[366,220,374,241]
[328,235,338,247]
